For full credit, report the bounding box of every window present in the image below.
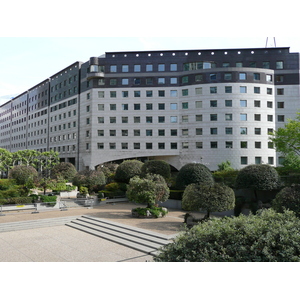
[277,102,285,108]
[195,75,203,82]
[171,143,177,149]
[122,79,129,85]
[170,103,177,110]
[134,78,141,85]
[240,100,247,107]
[122,104,128,110]
[134,65,141,72]
[170,78,177,84]
[225,114,233,121]
[170,116,178,123]
[121,143,128,149]
[146,116,152,123]
[226,127,233,134]
[98,91,104,98]
[263,61,270,69]
[182,102,188,109]
[225,100,232,107]
[134,130,140,136]
[158,143,165,149]
[241,157,248,165]
[182,115,188,122]
[255,141,261,148]
[195,101,202,108]
[98,104,104,111]
[146,143,152,149]
[240,86,247,93]
[255,157,262,164]
[224,73,232,80]
[182,89,188,96]
[158,129,165,136]
[241,141,247,148]
[266,74,272,82]
[134,143,140,149]
[146,64,153,72]
[122,130,128,137]
[110,104,116,110]
[97,143,104,149]
[276,75,284,82]
[254,114,261,121]
[196,128,203,135]
[211,141,218,149]
[158,103,165,110]
[134,91,141,97]
[210,73,217,80]
[276,61,284,69]
[254,87,260,94]
[110,79,117,85]
[225,86,232,93]
[196,142,203,149]
[277,88,284,95]
[110,130,116,136]
[267,101,273,108]
[210,100,217,107]
[267,115,273,122]
[210,114,217,121]
[182,142,189,149]
[240,127,247,135]
[170,90,178,97]
[255,128,261,135]
[182,129,189,136]
[254,73,260,80]
[158,116,165,123]
[210,128,218,135]
[170,129,177,136]
[158,78,165,84]
[159,90,165,97]
[254,100,261,107]
[146,130,153,136]
[210,87,217,94]
[146,78,153,85]
[122,65,129,72]
[134,103,140,110]
[226,141,233,148]
[158,64,165,71]
[98,117,104,123]
[267,88,273,95]
[134,116,140,123]
[278,115,285,122]
[110,117,116,123]
[98,130,104,137]
[110,143,116,150]
[146,90,153,97]
[196,115,203,121]
[268,157,274,165]
[146,103,153,110]
[110,65,117,72]
[170,64,177,71]
[239,73,246,80]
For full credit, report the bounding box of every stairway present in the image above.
[0,216,80,233]
[66,215,174,256]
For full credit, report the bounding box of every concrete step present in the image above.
[66,215,173,256]
[0,216,80,232]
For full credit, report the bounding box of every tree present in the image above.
[0,148,12,176]
[114,160,144,183]
[72,170,106,193]
[8,165,38,190]
[154,209,300,262]
[126,174,169,207]
[51,162,77,181]
[235,164,280,209]
[141,160,171,180]
[182,183,235,218]
[272,184,300,217]
[217,160,234,171]
[176,163,214,190]
[270,113,300,169]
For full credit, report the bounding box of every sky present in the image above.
[1,36,300,105]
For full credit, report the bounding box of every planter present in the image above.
[131,207,168,218]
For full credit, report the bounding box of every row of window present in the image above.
[93,87,284,99]
[105,60,284,73]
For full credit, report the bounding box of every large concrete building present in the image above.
[0,47,299,171]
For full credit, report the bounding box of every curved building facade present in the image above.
[1,47,299,171]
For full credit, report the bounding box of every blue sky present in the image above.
[1,36,300,105]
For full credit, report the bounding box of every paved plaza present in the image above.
[0,203,187,262]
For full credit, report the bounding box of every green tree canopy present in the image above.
[114,160,144,183]
[141,160,171,180]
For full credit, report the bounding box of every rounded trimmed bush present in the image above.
[51,162,77,181]
[8,165,38,188]
[176,163,214,189]
[235,164,280,191]
[114,160,144,184]
[182,183,235,217]
[272,184,300,217]
[141,160,171,180]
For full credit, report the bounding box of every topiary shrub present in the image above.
[175,163,214,190]
[127,174,169,208]
[114,160,144,184]
[155,209,300,262]
[272,184,300,217]
[51,162,77,181]
[72,170,106,193]
[182,183,235,218]
[141,160,171,180]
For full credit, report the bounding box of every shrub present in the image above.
[72,170,106,193]
[8,165,38,188]
[51,162,77,181]
[141,160,171,180]
[132,207,168,218]
[213,170,239,188]
[155,209,300,262]
[0,179,16,191]
[114,160,144,184]
[126,174,169,207]
[182,183,235,218]
[175,163,214,190]
[272,184,300,217]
